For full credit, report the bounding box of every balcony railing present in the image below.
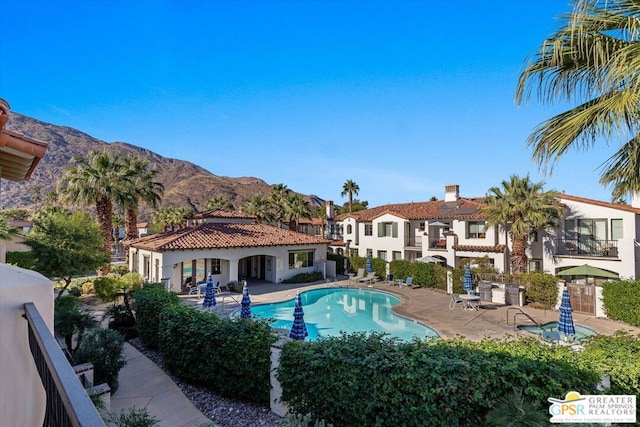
[24,302,105,427]
[556,239,618,258]
[428,237,447,250]
[405,236,422,247]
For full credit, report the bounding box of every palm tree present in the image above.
[483,175,564,274]
[284,193,311,232]
[341,179,360,213]
[268,184,291,226]
[242,195,274,224]
[59,150,127,273]
[515,0,640,190]
[205,195,234,210]
[152,207,190,231]
[117,157,164,242]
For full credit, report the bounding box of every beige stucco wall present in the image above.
[0,265,53,427]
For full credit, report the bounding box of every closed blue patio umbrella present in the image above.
[202,273,216,310]
[463,264,474,294]
[366,255,373,273]
[240,282,251,319]
[289,294,308,341]
[558,287,576,339]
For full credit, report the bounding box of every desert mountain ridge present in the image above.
[2,112,326,219]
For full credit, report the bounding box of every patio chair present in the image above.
[448,293,463,310]
[358,272,378,284]
[349,268,365,282]
[398,276,413,288]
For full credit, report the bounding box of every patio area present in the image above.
[179,277,640,341]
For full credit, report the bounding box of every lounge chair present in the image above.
[349,268,365,282]
[398,276,413,288]
[358,272,378,284]
[448,293,463,310]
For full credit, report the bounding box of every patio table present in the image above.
[459,294,481,311]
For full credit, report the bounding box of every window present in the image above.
[577,219,607,241]
[211,258,222,275]
[377,222,398,237]
[392,251,402,261]
[611,219,623,240]
[346,224,352,234]
[467,221,486,239]
[377,250,387,260]
[288,250,314,269]
[528,259,542,272]
[419,222,425,232]
[364,223,373,236]
[366,248,373,257]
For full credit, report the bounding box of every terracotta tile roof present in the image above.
[186,208,256,220]
[334,198,488,222]
[130,222,331,252]
[329,239,345,246]
[298,217,324,225]
[559,194,640,214]
[453,244,506,253]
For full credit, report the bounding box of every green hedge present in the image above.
[601,280,640,326]
[158,305,276,403]
[6,251,35,268]
[277,334,600,426]
[132,284,181,350]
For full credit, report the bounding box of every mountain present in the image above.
[2,112,324,218]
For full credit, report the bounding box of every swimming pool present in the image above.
[517,321,597,341]
[249,287,439,341]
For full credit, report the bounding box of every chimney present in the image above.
[444,184,459,202]
[326,201,334,219]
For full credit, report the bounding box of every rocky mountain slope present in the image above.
[2,113,324,218]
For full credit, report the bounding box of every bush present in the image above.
[277,334,600,426]
[521,272,558,309]
[110,264,130,276]
[107,407,159,427]
[282,272,323,284]
[121,272,144,290]
[601,280,640,326]
[54,295,97,353]
[6,251,35,268]
[133,284,181,349]
[159,304,276,403]
[93,276,124,302]
[75,328,127,393]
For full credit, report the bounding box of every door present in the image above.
[567,283,595,315]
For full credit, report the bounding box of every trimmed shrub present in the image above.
[521,272,558,309]
[110,264,130,276]
[132,284,181,350]
[277,334,600,426]
[159,304,276,403]
[282,272,323,284]
[601,280,640,326]
[93,276,124,302]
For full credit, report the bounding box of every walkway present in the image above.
[110,343,211,427]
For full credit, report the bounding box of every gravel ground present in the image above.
[129,338,285,427]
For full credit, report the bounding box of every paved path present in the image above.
[110,343,211,427]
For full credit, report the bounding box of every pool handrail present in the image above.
[507,307,545,330]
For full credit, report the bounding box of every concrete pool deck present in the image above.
[181,278,640,341]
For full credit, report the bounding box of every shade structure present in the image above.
[556,264,619,280]
[202,273,216,309]
[289,294,308,341]
[428,221,447,227]
[240,282,251,319]
[463,264,473,293]
[416,255,442,263]
[365,255,373,273]
[557,287,576,338]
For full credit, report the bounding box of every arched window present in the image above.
[347,224,352,234]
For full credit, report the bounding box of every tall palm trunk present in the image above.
[96,196,113,275]
[124,206,138,264]
[510,235,528,274]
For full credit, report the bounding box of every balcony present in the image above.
[428,237,447,250]
[556,239,618,258]
[405,235,422,248]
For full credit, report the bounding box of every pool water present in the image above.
[517,321,597,341]
[250,287,439,341]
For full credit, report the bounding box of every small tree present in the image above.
[24,209,111,298]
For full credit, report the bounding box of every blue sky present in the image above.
[0,0,620,207]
